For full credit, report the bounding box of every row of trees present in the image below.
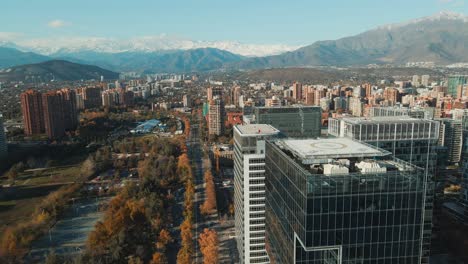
[176,151,195,264]
[200,171,217,216]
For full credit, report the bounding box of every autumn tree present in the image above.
[198,228,219,264]
[200,171,217,215]
[151,252,168,264]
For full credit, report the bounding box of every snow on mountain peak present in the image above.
[0,35,302,57]
[376,11,468,31]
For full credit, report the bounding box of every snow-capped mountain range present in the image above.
[0,35,302,57]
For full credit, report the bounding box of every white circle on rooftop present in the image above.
[310,142,347,150]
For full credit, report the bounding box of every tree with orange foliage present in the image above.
[151,252,168,264]
[177,218,193,264]
[156,229,172,250]
[198,228,219,264]
[200,171,217,215]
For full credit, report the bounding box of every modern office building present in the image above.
[437,118,463,164]
[21,89,45,136]
[328,116,439,171]
[447,75,468,98]
[328,116,438,262]
[265,138,430,264]
[234,124,280,264]
[0,113,7,158]
[369,106,433,119]
[208,96,225,136]
[254,106,321,138]
[461,116,468,204]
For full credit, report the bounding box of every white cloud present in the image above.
[0,32,22,41]
[47,20,67,28]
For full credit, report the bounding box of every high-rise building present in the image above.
[383,87,400,104]
[0,113,7,158]
[208,96,225,136]
[292,82,302,101]
[183,94,191,108]
[447,75,468,98]
[207,87,223,101]
[348,97,365,117]
[421,75,430,87]
[333,97,347,111]
[363,83,372,98]
[328,116,439,170]
[234,124,280,264]
[437,118,463,164]
[82,86,102,109]
[413,75,420,87]
[60,89,78,131]
[232,86,242,107]
[254,105,321,138]
[21,89,45,136]
[42,91,66,139]
[461,115,468,204]
[328,116,438,261]
[265,138,430,264]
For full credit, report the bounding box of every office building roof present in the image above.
[235,124,280,136]
[275,138,390,164]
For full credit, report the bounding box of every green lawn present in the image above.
[2,165,82,186]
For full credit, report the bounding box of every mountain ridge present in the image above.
[0,60,119,82]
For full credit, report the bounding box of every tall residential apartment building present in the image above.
[42,91,67,139]
[437,118,463,164]
[21,89,78,139]
[234,124,280,264]
[254,106,321,138]
[82,86,102,109]
[0,113,7,158]
[60,89,78,131]
[208,96,225,136]
[207,87,223,101]
[21,89,45,136]
[265,138,430,263]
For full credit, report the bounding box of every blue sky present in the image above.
[1,0,467,45]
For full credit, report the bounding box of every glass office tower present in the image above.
[447,75,468,98]
[0,113,6,158]
[265,138,428,264]
[254,106,322,138]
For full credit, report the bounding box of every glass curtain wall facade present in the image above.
[0,113,6,158]
[265,140,428,264]
[254,106,321,138]
[328,117,438,263]
[447,76,468,98]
